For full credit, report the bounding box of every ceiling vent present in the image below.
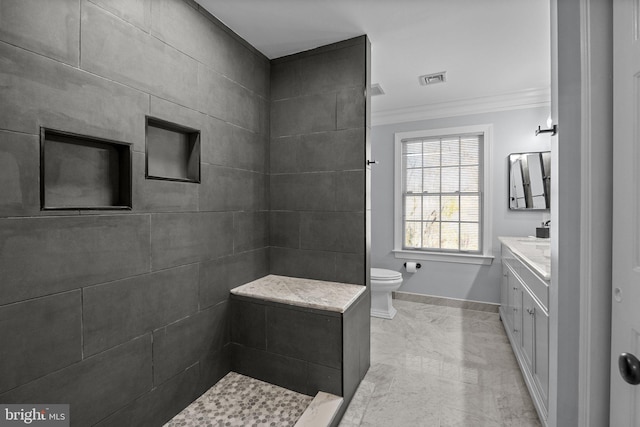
[419,72,447,86]
[370,83,385,96]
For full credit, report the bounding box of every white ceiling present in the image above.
[198,0,551,123]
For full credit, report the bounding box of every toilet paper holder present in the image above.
[403,262,421,269]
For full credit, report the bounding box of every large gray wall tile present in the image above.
[0,335,153,427]
[88,0,151,32]
[271,38,366,101]
[230,298,266,350]
[258,96,270,137]
[151,212,234,270]
[150,0,269,98]
[270,211,300,248]
[1,0,271,423]
[269,59,300,102]
[81,1,199,109]
[270,173,335,211]
[296,128,365,172]
[342,295,360,400]
[220,39,270,100]
[152,304,228,385]
[132,153,199,212]
[199,249,269,309]
[83,264,199,356]
[268,36,368,296]
[223,79,262,133]
[336,171,365,212]
[0,0,80,66]
[198,65,261,132]
[307,363,342,396]
[267,306,342,369]
[201,116,232,164]
[342,292,370,401]
[271,93,337,138]
[270,247,336,282]
[199,165,266,212]
[335,253,366,285]
[0,291,82,394]
[149,96,206,136]
[230,344,308,395]
[300,212,365,254]
[196,65,227,121]
[269,137,298,174]
[0,215,151,305]
[0,131,40,217]
[203,117,266,172]
[0,42,148,151]
[196,345,231,395]
[150,0,227,75]
[271,129,364,174]
[234,211,268,253]
[94,363,200,427]
[337,87,366,130]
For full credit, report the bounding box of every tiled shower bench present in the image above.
[230,274,370,426]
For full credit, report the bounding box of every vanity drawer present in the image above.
[515,261,548,312]
[502,247,548,312]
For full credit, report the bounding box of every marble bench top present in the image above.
[230,275,366,313]
[499,236,551,280]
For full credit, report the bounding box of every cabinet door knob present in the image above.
[513,287,518,290]
[526,307,535,316]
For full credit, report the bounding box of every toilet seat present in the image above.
[371,268,402,281]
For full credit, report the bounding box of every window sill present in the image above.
[392,249,494,266]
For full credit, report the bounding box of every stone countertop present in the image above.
[230,275,366,313]
[498,236,551,281]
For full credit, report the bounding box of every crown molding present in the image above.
[371,87,551,127]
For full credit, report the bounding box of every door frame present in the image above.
[578,0,613,424]
[577,1,613,425]
[552,0,613,426]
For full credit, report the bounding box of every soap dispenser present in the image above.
[536,220,550,238]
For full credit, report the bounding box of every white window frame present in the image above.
[393,124,494,265]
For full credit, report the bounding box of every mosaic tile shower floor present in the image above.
[164,372,312,427]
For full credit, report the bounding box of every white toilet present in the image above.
[370,268,403,319]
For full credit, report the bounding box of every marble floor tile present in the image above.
[340,380,376,427]
[340,299,542,427]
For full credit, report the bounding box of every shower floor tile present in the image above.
[164,372,313,427]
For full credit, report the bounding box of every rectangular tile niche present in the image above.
[41,128,132,210]
[146,117,201,183]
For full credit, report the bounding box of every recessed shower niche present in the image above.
[41,128,132,210]
[145,117,201,183]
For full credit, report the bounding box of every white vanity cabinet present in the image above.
[499,240,550,426]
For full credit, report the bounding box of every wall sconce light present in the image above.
[535,116,557,136]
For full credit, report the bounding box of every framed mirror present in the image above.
[508,151,550,210]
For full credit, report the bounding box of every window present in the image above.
[394,125,493,265]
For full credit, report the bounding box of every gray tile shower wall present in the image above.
[0,2,370,425]
[269,37,370,286]
[0,1,269,426]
